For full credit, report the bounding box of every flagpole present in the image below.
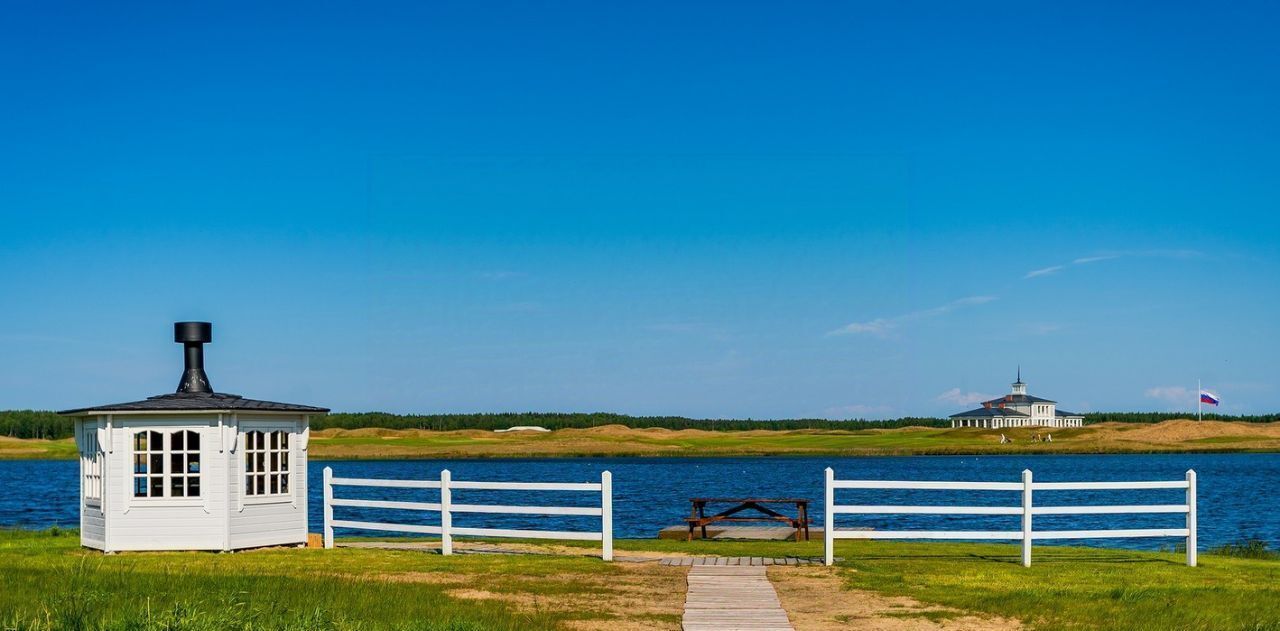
[1197,379,1202,422]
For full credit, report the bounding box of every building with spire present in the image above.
[949,369,1084,429]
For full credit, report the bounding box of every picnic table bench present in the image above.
[687,497,811,541]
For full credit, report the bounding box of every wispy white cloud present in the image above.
[1020,323,1064,336]
[1072,255,1119,265]
[828,296,997,337]
[1144,385,1193,408]
[1024,265,1064,279]
[475,270,526,281]
[936,388,994,407]
[1027,250,1204,281]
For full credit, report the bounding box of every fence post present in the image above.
[323,466,334,549]
[440,469,452,556]
[1186,469,1196,567]
[824,467,835,566]
[1021,469,1033,567]
[601,470,613,561]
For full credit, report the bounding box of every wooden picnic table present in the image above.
[687,497,811,541]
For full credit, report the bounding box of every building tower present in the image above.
[1011,366,1027,396]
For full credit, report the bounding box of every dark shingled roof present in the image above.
[983,394,1056,405]
[1055,409,1083,418]
[59,392,329,415]
[950,407,1031,419]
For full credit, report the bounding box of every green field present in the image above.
[4,528,1279,630]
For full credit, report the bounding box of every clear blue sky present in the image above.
[2,1,1278,418]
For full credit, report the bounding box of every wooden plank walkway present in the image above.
[681,565,793,631]
[660,555,822,566]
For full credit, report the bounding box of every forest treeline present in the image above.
[4,409,1277,440]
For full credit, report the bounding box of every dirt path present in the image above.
[769,565,1020,631]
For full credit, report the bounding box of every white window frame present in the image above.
[129,427,205,506]
[242,425,295,505]
[81,421,103,507]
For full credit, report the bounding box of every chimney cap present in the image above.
[174,322,212,344]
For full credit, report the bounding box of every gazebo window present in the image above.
[82,428,102,502]
[245,430,290,496]
[132,430,201,498]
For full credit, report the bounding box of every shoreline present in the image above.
[5,419,1280,460]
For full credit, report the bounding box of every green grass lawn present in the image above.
[584,537,1280,630]
[0,529,678,631]
[5,528,1280,630]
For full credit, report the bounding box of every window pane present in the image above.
[134,454,147,474]
[187,431,199,451]
[257,474,266,494]
[134,477,147,497]
[188,456,200,474]
[270,432,278,450]
[149,431,162,449]
[270,452,278,472]
[188,477,200,497]
[280,475,289,493]
[171,476,186,497]
[269,475,279,494]
[134,432,147,451]
[245,475,253,495]
[149,476,163,497]
[255,453,265,472]
[171,454,184,476]
[172,431,184,451]
[280,452,289,472]
[150,453,164,474]
[280,432,288,448]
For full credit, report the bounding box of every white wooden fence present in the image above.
[323,467,613,560]
[824,467,1196,567]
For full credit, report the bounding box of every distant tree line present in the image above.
[3,409,1276,440]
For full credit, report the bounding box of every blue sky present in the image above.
[2,0,1278,417]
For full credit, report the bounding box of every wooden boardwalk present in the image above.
[681,565,793,631]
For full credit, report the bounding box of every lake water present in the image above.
[3,453,1277,551]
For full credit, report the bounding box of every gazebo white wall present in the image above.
[73,412,310,552]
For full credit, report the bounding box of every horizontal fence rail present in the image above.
[824,468,1196,568]
[323,467,613,560]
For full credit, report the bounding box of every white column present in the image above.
[824,467,835,566]
[323,467,334,549]
[1021,469,1033,567]
[601,470,613,561]
[1186,469,1197,567]
[440,469,453,555]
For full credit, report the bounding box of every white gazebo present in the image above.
[59,322,328,552]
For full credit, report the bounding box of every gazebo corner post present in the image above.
[440,469,453,556]
[1186,469,1197,567]
[824,467,835,566]
[601,470,613,561]
[323,467,334,549]
[1021,469,1033,567]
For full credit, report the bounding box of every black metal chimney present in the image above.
[174,322,213,394]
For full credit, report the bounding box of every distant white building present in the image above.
[950,370,1084,429]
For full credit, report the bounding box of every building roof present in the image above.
[1055,409,1083,418]
[983,394,1056,405]
[950,407,1031,419]
[59,392,329,415]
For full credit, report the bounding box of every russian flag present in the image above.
[1200,391,1220,406]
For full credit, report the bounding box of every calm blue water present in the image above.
[3,454,1276,551]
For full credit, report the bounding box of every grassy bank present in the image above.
[0,529,684,631]
[304,420,1280,459]
[5,529,1278,630]
[6,420,1280,460]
